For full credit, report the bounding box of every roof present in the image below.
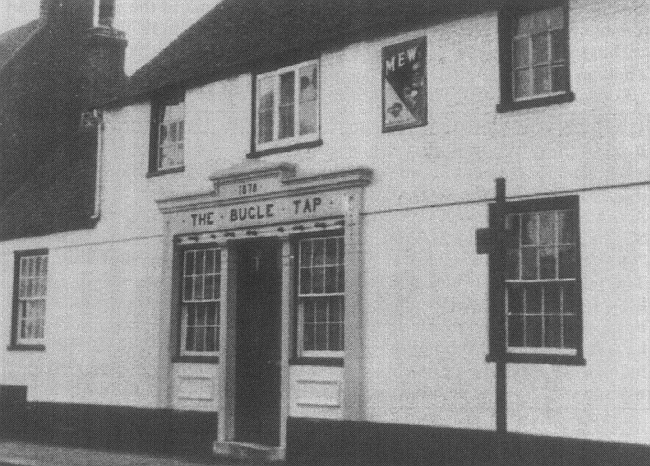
[0,19,41,71]
[124,0,511,103]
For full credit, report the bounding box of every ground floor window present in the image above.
[180,247,221,356]
[12,249,48,349]
[500,196,582,361]
[296,234,345,358]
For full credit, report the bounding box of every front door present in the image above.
[234,239,282,446]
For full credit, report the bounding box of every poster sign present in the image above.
[382,37,427,132]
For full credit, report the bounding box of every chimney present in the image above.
[81,0,126,106]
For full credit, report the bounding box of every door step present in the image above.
[213,441,284,462]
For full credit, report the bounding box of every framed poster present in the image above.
[382,37,427,132]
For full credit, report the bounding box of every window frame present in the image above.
[250,59,322,157]
[148,89,186,177]
[174,243,222,363]
[291,230,345,367]
[487,196,585,365]
[497,1,575,113]
[9,249,48,352]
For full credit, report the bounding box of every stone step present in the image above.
[213,441,284,462]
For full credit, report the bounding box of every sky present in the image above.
[0,0,220,74]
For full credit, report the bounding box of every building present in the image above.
[1,0,649,464]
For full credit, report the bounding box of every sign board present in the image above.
[382,37,427,132]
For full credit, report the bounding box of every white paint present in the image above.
[172,363,220,411]
[0,0,648,450]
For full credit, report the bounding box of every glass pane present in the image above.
[563,283,577,315]
[304,323,314,350]
[300,268,311,294]
[533,66,552,94]
[183,277,192,301]
[548,6,564,30]
[544,315,562,348]
[532,33,549,65]
[258,111,273,143]
[169,122,178,142]
[329,324,342,351]
[508,315,524,347]
[184,251,194,276]
[539,212,555,245]
[313,240,324,266]
[205,250,214,274]
[196,305,206,326]
[544,284,561,314]
[506,249,520,280]
[325,267,337,293]
[551,30,567,61]
[299,64,318,102]
[300,241,312,267]
[195,327,205,352]
[315,323,327,350]
[204,275,214,300]
[330,297,344,322]
[206,307,215,325]
[539,247,556,279]
[563,315,578,349]
[178,120,184,142]
[279,72,294,105]
[206,327,216,352]
[186,305,195,326]
[315,299,327,322]
[299,100,318,136]
[558,246,576,278]
[525,285,542,315]
[185,327,195,351]
[558,210,576,244]
[19,279,26,298]
[214,273,221,299]
[325,238,338,265]
[552,65,567,92]
[337,238,344,264]
[525,316,543,347]
[195,250,204,275]
[303,300,315,323]
[521,213,538,245]
[506,214,521,246]
[507,286,524,314]
[193,278,203,302]
[279,106,294,139]
[337,265,345,293]
[257,76,274,143]
[521,247,537,280]
[514,69,531,99]
[312,268,324,294]
[513,38,529,68]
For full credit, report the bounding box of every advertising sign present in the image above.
[382,37,427,132]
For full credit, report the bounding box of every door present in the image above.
[234,239,282,446]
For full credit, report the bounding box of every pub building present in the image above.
[0,0,649,464]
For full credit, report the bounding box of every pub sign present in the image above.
[382,37,427,132]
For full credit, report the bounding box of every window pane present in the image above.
[257,76,274,143]
[204,275,214,300]
[514,69,531,99]
[304,323,314,350]
[313,240,324,266]
[526,285,542,315]
[563,283,577,315]
[552,65,567,92]
[544,284,561,314]
[563,315,578,349]
[329,324,342,351]
[558,246,576,278]
[532,33,549,65]
[525,316,543,347]
[206,327,216,352]
[299,64,318,135]
[506,249,520,280]
[312,268,324,293]
[325,238,338,265]
[508,315,525,347]
[315,323,327,350]
[300,241,312,267]
[544,315,562,348]
[279,107,294,139]
[315,299,327,322]
[300,268,312,294]
[205,249,214,273]
[325,267,338,293]
[551,30,567,61]
[303,300,315,323]
[539,212,555,245]
[279,72,295,139]
[558,210,576,244]
[539,247,556,279]
[521,247,537,279]
[513,38,529,68]
[533,66,552,94]
[507,286,524,314]
[548,6,564,30]
[279,72,294,105]
[195,250,204,275]
[521,213,538,245]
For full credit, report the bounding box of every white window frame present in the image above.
[15,252,48,346]
[511,5,568,102]
[180,247,221,357]
[296,235,344,359]
[255,60,320,152]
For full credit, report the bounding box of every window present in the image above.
[254,60,320,153]
[296,235,344,358]
[11,250,48,349]
[180,247,221,357]
[497,196,583,363]
[149,91,184,174]
[498,4,573,111]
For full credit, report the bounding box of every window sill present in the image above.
[146,166,185,178]
[172,355,219,364]
[496,92,575,113]
[7,344,45,352]
[290,357,343,367]
[486,352,585,366]
[247,139,323,158]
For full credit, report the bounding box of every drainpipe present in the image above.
[91,109,104,221]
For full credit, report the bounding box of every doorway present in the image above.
[234,239,282,446]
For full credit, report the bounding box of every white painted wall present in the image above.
[0,0,648,446]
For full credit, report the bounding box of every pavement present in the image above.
[0,440,259,466]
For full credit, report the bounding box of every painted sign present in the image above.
[180,194,344,232]
[382,37,427,132]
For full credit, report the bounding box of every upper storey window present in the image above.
[11,250,48,350]
[498,4,574,112]
[149,91,185,175]
[253,60,320,155]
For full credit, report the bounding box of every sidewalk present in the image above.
[0,440,255,466]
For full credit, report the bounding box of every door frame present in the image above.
[219,237,292,449]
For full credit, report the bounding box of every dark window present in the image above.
[10,249,48,351]
[148,91,185,175]
[498,3,574,112]
[490,196,584,364]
